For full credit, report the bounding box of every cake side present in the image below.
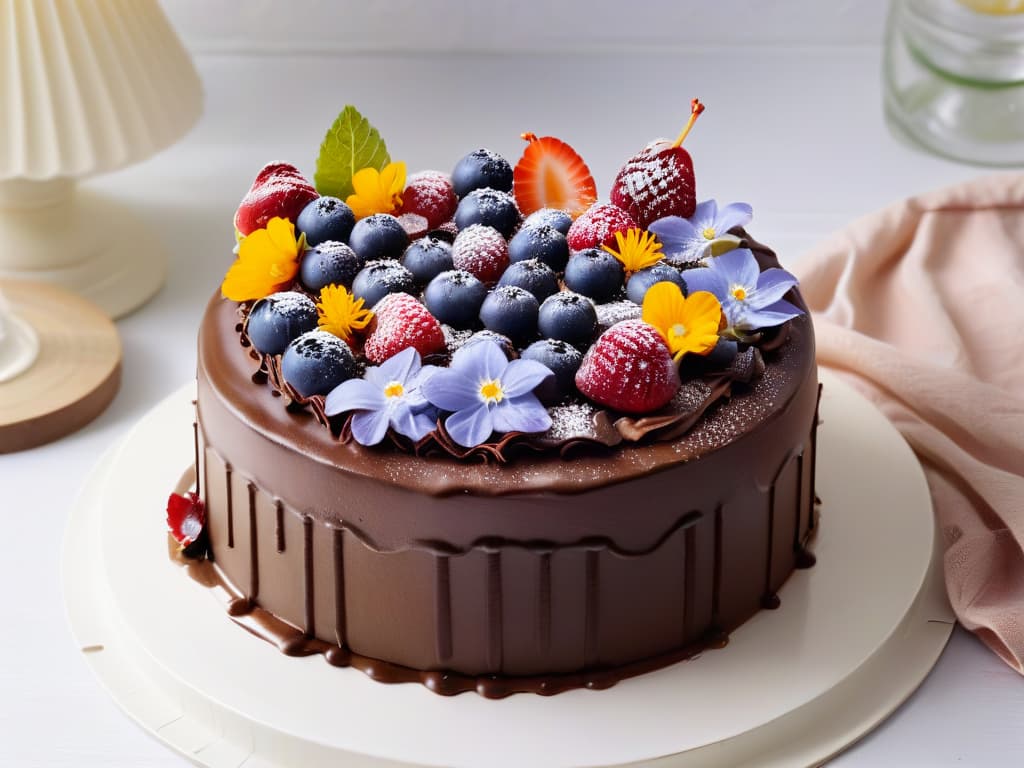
[196,288,819,683]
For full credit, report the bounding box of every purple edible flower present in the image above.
[682,247,803,333]
[420,339,553,448]
[324,347,437,445]
[648,199,753,262]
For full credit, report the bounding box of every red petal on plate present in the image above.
[166,491,206,547]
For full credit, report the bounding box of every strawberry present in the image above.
[234,162,318,236]
[513,133,597,219]
[575,320,680,414]
[566,202,637,251]
[609,99,704,229]
[364,293,446,363]
[166,491,206,548]
[399,170,457,228]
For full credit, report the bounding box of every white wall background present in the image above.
[159,0,889,53]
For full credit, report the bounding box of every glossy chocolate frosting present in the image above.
[193,245,820,696]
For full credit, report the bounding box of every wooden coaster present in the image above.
[0,280,121,453]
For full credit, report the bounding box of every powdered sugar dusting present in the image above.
[596,300,642,329]
[452,224,509,283]
[546,403,599,441]
[566,202,635,250]
[264,291,316,319]
[610,144,694,229]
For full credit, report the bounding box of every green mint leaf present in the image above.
[314,105,391,200]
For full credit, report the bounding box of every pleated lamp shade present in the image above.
[0,0,203,317]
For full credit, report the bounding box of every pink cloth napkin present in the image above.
[795,174,1024,673]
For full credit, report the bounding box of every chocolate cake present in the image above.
[171,102,820,697]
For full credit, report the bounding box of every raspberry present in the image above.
[364,293,446,363]
[451,224,509,285]
[575,320,680,414]
[566,202,636,251]
[399,171,458,229]
[234,162,318,236]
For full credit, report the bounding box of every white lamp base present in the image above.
[0,307,39,383]
[0,179,166,319]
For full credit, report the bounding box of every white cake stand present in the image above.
[62,369,953,768]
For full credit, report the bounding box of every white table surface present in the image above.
[2,46,1022,767]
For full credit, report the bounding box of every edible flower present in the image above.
[681,247,803,334]
[221,217,304,302]
[420,340,552,448]
[166,491,206,549]
[346,161,407,219]
[324,347,437,445]
[641,282,722,361]
[316,284,374,342]
[601,227,664,275]
[648,200,752,263]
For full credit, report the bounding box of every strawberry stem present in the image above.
[521,132,539,143]
[671,99,705,149]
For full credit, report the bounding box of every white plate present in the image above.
[62,369,954,768]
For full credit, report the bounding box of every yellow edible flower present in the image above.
[221,217,303,302]
[641,282,722,361]
[346,161,406,219]
[317,284,373,342]
[602,228,663,274]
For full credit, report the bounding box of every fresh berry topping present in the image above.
[479,285,540,345]
[281,330,358,398]
[401,237,455,286]
[610,99,704,228]
[463,329,516,359]
[296,196,356,246]
[625,264,688,305]
[299,241,364,292]
[363,292,446,363]
[566,202,637,251]
[399,170,458,228]
[423,269,488,329]
[575,320,680,414]
[563,248,625,303]
[497,259,559,303]
[351,260,415,308]
[234,162,318,236]
[428,221,459,243]
[524,207,573,235]
[166,492,206,548]
[454,188,521,239]
[513,133,597,218]
[246,291,319,356]
[451,224,510,285]
[537,291,598,345]
[508,224,570,271]
[704,337,739,370]
[396,212,430,240]
[348,213,410,261]
[451,149,513,198]
[521,339,583,404]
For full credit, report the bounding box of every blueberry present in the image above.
[537,291,598,345]
[523,208,573,236]
[563,248,625,303]
[451,148,513,198]
[351,260,415,308]
[508,224,570,271]
[280,330,357,398]
[296,196,356,246]
[454,188,520,239]
[521,339,582,404]
[705,338,739,369]
[245,291,319,356]
[463,329,516,359]
[299,241,364,292]
[625,264,688,305]
[479,285,539,345]
[497,259,559,303]
[348,213,410,261]
[423,269,487,329]
[401,237,454,286]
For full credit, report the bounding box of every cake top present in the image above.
[218,102,806,462]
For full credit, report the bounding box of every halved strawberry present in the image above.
[513,134,597,219]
